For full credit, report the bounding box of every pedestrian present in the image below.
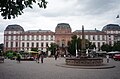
[106,54,109,63]
[16,53,21,63]
[40,51,44,63]
[54,52,58,60]
[36,51,41,63]
[55,54,57,60]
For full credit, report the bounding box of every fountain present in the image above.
[66,26,103,66]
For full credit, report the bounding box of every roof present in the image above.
[55,23,71,30]
[5,24,24,31]
[102,24,120,31]
[74,30,101,32]
[26,29,53,33]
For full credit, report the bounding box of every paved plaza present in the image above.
[0,58,120,79]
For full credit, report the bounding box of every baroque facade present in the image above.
[4,23,120,53]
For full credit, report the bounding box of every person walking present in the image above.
[40,51,44,63]
[55,50,59,60]
[16,53,21,63]
[36,51,41,63]
[55,52,58,60]
[106,54,109,63]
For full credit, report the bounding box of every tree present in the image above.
[112,41,120,51]
[67,35,78,56]
[48,43,58,56]
[101,44,112,52]
[0,0,47,19]
[67,35,91,56]
[89,42,96,50]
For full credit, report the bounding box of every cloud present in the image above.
[75,0,120,15]
[0,0,120,43]
[0,32,4,43]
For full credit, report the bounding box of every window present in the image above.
[22,42,24,47]
[36,42,39,47]
[27,42,29,47]
[41,35,44,40]
[16,42,18,47]
[27,48,29,50]
[88,35,90,40]
[32,35,34,40]
[32,42,34,47]
[36,35,39,41]
[97,35,100,40]
[6,36,8,40]
[102,42,105,45]
[11,42,13,47]
[27,35,29,40]
[41,42,44,47]
[51,35,53,40]
[93,35,95,40]
[11,36,13,40]
[98,42,100,48]
[109,41,112,45]
[6,42,8,48]
[46,36,48,40]
[46,42,48,47]
[102,35,105,40]
[22,35,25,40]
[16,36,18,40]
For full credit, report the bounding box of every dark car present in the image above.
[113,54,120,61]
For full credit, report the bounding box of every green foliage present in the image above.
[101,44,112,52]
[89,42,96,49]
[5,50,17,58]
[68,35,78,56]
[77,37,81,50]
[48,43,58,55]
[112,41,120,51]
[0,0,48,19]
[67,35,91,56]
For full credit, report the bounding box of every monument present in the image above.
[66,26,103,66]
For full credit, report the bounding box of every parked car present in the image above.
[113,54,120,61]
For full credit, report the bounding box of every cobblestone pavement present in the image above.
[0,58,120,79]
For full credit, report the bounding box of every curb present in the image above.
[56,64,116,69]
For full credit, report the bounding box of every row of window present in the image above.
[92,42,105,48]
[5,42,51,48]
[4,31,22,34]
[5,35,109,41]
[5,35,54,41]
[22,35,54,41]
[22,42,49,48]
[107,31,120,34]
[77,35,106,41]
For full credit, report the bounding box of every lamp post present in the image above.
[81,25,86,57]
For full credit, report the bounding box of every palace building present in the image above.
[4,23,120,54]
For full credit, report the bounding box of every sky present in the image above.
[0,0,120,43]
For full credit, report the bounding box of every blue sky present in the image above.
[0,0,120,43]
